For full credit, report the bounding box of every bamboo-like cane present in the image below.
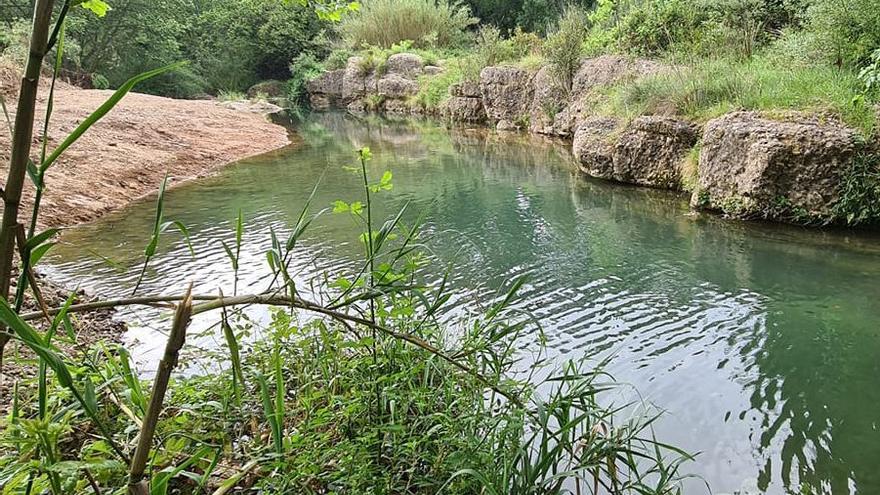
[0,0,57,357]
[127,284,193,495]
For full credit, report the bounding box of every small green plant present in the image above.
[364,93,386,111]
[681,143,702,192]
[415,63,465,110]
[217,89,246,101]
[832,152,880,226]
[90,73,110,90]
[858,48,880,98]
[544,5,587,92]
[324,47,354,69]
[288,52,325,109]
[475,25,517,67]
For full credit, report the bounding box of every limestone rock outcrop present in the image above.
[377,74,419,99]
[479,66,535,130]
[573,116,698,188]
[613,117,699,189]
[306,70,344,109]
[442,96,487,124]
[573,117,620,180]
[386,53,425,78]
[694,112,859,221]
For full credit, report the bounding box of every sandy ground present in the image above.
[1,68,291,228]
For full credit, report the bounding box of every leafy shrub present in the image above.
[90,73,110,90]
[338,0,478,49]
[510,26,543,56]
[859,48,880,98]
[475,25,518,66]
[802,0,880,67]
[324,47,354,70]
[62,0,329,97]
[288,53,325,109]
[762,28,827,68]
[0,19,31,68]
[544,5,587,91]
[615,0,709,56]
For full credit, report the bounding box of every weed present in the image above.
[831,152,880,226]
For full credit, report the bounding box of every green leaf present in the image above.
[332,200,350,213]
[0,297,73,388]
[220,241,238,271]
[25,228,60,251]
[359,147,372,161]
[78,0,111,17]
[83,378,98,413]
[162,220,194,257]
[29,242,55,267]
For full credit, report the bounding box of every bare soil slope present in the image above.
[1,69,291,228]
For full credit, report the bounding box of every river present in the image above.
[45,112,880,494]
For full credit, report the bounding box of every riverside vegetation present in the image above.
[0,1,695,493]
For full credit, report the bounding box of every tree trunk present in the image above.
[0,0,56,352]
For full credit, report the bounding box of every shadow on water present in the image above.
[46,111,880,494]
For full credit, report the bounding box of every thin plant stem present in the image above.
[0,0,57,356]
[128,284,194,494]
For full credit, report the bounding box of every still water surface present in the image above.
[47,113,880,494]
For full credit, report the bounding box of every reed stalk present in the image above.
[127,285,194,495]
[0,0,56,356]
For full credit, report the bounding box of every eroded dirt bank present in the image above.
[1,82,291,228]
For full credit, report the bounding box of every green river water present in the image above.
[46,112,880,494]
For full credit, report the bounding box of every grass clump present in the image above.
[832,153,880,226]
[415,63,465,110]
[604,56,877,136]
[217,89,246,102]
[339,0,478,49]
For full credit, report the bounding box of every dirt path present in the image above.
[1,79,291,228]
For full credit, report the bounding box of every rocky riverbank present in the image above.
[307,53,879,226]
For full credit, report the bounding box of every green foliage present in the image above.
[605,56,877,135]
[461,0,595,34]
[474,25,523,66]
[802,0,880,67]
[89,73,109,90]
[338,0,478,49]
[324,47,354,69]
[61,0,330,98]
[858,48,880,98]
[415,62,466,110]
[288,52,325,109]
[0,19,31,67]
[832,153,880,226]
[544,5,587,91]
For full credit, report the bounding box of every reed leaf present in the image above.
[256,373,283,455]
